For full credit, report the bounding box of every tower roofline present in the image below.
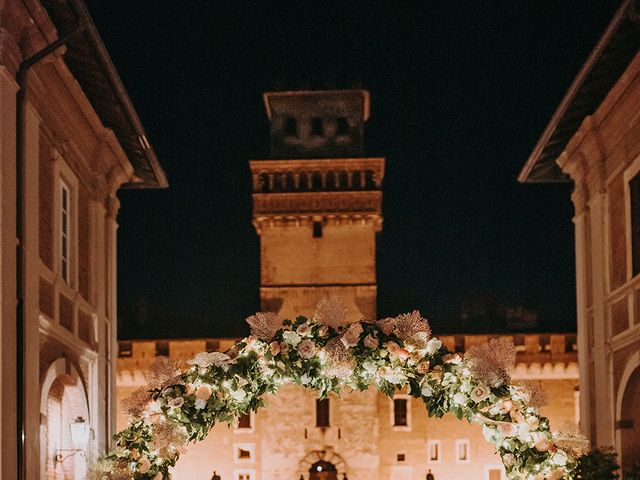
[263,89,371,121]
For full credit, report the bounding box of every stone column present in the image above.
[571,180,593,440]
[587,189,615,447]
[105,195,120,448]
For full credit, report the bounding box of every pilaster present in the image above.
[587,188,616,447]
[0,64,19,480]
[21,99,41,478]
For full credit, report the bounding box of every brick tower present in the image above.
[250,89,384,322]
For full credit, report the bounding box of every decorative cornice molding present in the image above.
[250,157,384,174]
[253,213,383,234]
[253,191,382,216]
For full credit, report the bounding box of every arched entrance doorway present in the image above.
[41,358,90,480]
[299,449,346,480]
[309,461,337,480]
[620,365,640,472]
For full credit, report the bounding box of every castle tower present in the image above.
[250,89,384,323]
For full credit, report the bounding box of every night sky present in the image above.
[84,1,621,339]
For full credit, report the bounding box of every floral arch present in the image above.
[93,300,588,480]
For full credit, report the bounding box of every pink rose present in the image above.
[297,340,317,359]
[417,361,430,374]
[385,341,400,355]
[499,400,513,414]
[296,323,311,336]
[195,385,212,401]
[269,341,281,355]
[340,322,364,348]
[497,423,517,437]
[138,456,151,474]
[534,436,553,452]
[377,318,396,335]
[364,333,379,349]
[393,348,410,360]
[279,342,290,354]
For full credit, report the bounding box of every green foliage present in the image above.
[576,447,620,480]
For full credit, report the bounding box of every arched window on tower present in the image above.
[312,172,322,190]
[364,170,375,189]
[338,171,348,190]
[326,171,337,191]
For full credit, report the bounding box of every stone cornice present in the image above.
[253,213,383,234]
[253,191,382,216]
[249,157,384,175]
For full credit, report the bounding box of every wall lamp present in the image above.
[54,417,90,465]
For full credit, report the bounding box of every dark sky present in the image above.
[84,1,621,339]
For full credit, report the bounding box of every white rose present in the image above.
[377,366,406,384]
[362,361,377,374]
[421,384,434,397]
[195,399,207,410]
[453,392,467,405]
[340,322,364,348]
[442,353,462,364]
[282,331,301,346]
[297,339,317,359]
[425,338,442,355]
[188,351,231,368]
[169,397,184,409]
[470,385,491,403]
[552,451,567,466]
[230,389,247,402]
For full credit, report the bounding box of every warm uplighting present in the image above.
[54,417,90,464]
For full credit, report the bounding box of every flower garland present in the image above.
[92,301,588,480]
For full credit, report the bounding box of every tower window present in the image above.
[427,440,441,463]
[316,398,330,427]
[397,453,405,462]
[284,117,298,137]
[238,413,252,429]
[455,439,470,463]
[313,221,323,238]
[310,117,324,136]
[393,398,408,426]
[336,116,349,135]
